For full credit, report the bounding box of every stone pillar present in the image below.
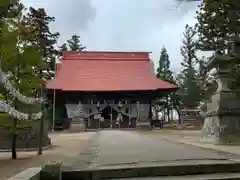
[201,50,240,144]
[41,161,62,180]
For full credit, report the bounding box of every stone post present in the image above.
[201,42,240,144]
[41,161,62,180]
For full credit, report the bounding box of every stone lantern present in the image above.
[201,40,240,144]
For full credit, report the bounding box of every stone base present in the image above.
[136,121,152,130]
[201,116,240,145]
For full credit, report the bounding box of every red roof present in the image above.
[46,51,177,92]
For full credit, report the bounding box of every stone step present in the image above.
[184,121,197,124]
[184,118,197,121]
[183,118,199,125]
[67,123,86,133]
[112,173,240,179]
[62,160,240,180]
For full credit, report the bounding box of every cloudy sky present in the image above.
[22,0,200,72]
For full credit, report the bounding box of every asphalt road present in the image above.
[77,130,239,169]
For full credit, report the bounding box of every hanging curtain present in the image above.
[65,103,109,119]
[65,102,150,120]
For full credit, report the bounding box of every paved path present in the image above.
[81,130,240,168]
[142,130,240,156]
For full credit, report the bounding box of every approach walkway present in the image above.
[75,130,240,169]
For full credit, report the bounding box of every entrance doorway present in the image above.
[101,106,111,128]
[100,106,120,128]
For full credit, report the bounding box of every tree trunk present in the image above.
[38,87,44,156]
[177,108,181,124]
[11,118,17,159]
[12,65,20,159]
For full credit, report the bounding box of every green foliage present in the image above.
[180,25,198,69]
[156,46,175,84]
[0,1,57,159]
[25,7,60,80]
[59,43,68,56]
[1,11,43,97]
[155,46,176,120]
[196,0,240,52]
[59,35,86,56]
[196,0,240,95]
[0,0,23,22]
[0,113,32,134]
[0,2,51,124]
[178,24,201,108]
[67,35,86,51]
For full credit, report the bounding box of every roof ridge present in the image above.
[62,51,150,59]
[62,57,149,61]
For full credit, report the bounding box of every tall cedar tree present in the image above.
[156,46,175,122]
[196,0,240,53]
[0,0,43,159]
[0,0,24,160]
[59,43,68,56]
[179,25,201,108]
[1,1,51,159]
[196,0,240,91]
[67,35,86,51]
[156,46,174,84]
[59,35,86,56]
[26,7,59,81]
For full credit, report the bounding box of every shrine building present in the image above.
[46,51,177,130]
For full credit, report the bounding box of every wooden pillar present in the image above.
[128,103,131,128]
[149,99,153,129]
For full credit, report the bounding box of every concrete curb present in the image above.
[7,167,41,180]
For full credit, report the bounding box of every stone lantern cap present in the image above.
[207,38,240,70]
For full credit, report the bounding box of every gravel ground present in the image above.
[0,132,96,180]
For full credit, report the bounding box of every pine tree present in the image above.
[156,46,174,83]
[58,35,86,56]
[25,7,60,80]
[67,35,86,51]
[196,0,240,92]
[0,0,26,160]
[156,46,175,122]
[179,25,201,108]
[196,0,240,53]
[59,43,68,56]
[0,0,43,159]
[0,1,55,159]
